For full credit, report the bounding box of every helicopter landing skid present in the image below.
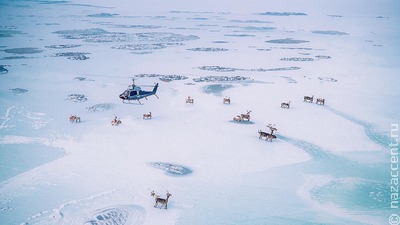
[122,100,143,105]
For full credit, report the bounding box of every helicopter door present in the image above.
[130,91,138,96]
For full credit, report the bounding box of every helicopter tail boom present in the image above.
[152,83,159,94]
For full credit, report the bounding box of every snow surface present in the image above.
[0,0,399,224]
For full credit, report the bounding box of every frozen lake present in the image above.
[0,0,399,224]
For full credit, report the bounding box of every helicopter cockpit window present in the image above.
[123,90,129,96]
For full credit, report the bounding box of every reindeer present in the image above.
[316,98,325,105]
[143,112,152,119]
[186,96,194,104]
[151,190,172,209]
[233,115,242,122]
[111,117,122,126]
[304,95,314,103]
[281,101,291,109]
[258,130,269,141]
[241,110,251,121]
[69,115,76,123]
[266,124,277,135]
[69,115,81,123]
[223,97,231,104]
[267,134,277,142]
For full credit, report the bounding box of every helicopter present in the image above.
[119,79,159,104]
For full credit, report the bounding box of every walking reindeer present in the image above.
[151,190,172,209]
[281,101,291,109]
[143,112,152,119]
[223,97,231,104]
[303,95,314,103]
[263,124,277,141]
[111,116,122,126]
[316,98,325,105]
[258,130,269,140]
[186,96,194,104]
[69,115,81,123]
[241,110,252,121]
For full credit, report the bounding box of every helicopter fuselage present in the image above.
[119,83,159,103]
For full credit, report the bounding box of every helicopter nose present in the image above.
[119,94,126,99]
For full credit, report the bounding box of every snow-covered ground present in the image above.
[0,0,399,224]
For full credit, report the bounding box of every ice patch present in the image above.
[197,66,238,72]
[53,52,90,60]
[256,48,271,51]
[266,38,309,44]
[298,175,385,225]
[0,65,9,74]
[327,15,344,18]
[87,13,119,18]
[241,26,276,31]
[73,77,95,81]
[134,73,188,82]
[281,76,298,83]
[256,67,302,71]
[86,103,115,112]
[311,178,389,211]
[256,12,308,16]
[4,47,43,54]
[1,56,32,60]
[186,17,208,21]
[187,47,228,52]
[280,57,314,61]
[110,25,162,29]
[1,106,51,130]
[315,55,331,59]
[1,206,12,211]
[203,84,234,96]
[193,75,251,83]
[131,51,153,55]
[229,19,272,24]
[318,77,337,82]
[67,94,88,102]
[84,205,146,225]
[311,30,349,35]
[54,29,199,43]
[38,0,69,4]
[0,29,24,38]
[148,162,192,176]
[45,44,82,49]
[197,65,301,72]
[224,34,255,37]
[277,47,313,50]
[112,43,183,51]
[9,88,28,94]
